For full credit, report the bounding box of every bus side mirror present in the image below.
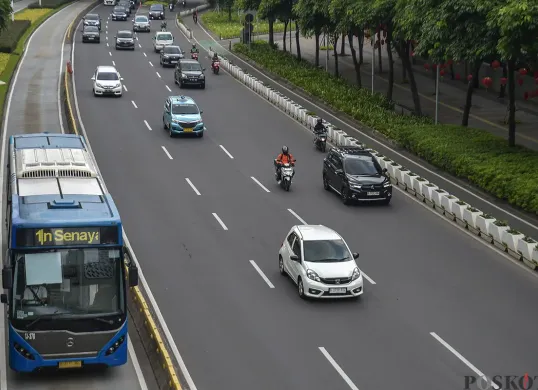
[0,294,6,304]
[129,265,139,287]
[2,267,12,290]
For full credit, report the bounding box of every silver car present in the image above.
[152,31,173,52]
[133,15,150,32]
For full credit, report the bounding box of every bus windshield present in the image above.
[11,247,124,330]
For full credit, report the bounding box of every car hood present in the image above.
[83,31,99,35]
[304,260,357,278]
[96,79,120,86]
[162,52,181,57]
[149,9,163,13]
[172,114,201,122]
[135,20,149,24]
[346,174,386,186]
[117,37,134,42]
[182,70,202,76]
[85,20,100,24]
[113,11,126,15]
[156,39,173,45]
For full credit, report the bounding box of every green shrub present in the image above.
[232,41,538,215]
[201,10,285,39]
[0,20,31,53]
[28,0,73,8]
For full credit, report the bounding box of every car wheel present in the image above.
[163,117,167,129]
[174,75,178,85]
[298,278,306,299]
[97,39,100,43]
[200,83,205,90]
[92,88,97,96]
[198,131,203,138]
[279,256,286,276]
[323,174,330,191]
[341,186,351,205]
[169,127,173,137]
[131,47,135,51]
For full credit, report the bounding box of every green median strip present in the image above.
[201,10,285,39]
[232,41,538,215]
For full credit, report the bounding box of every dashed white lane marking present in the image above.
[143,52,147,57]
[251,177,270,193]
[123,85,128,92]
[156,71,161,78]
[138,43,142,48]
[109,51,112,56]
[112,60,115,66]
[166,85,171,92]
[144,120,152,131]
[249,260,275,288]
[131,100,138,108]
[319,347,360,390]
[219,145,234,159]
[287,209,306,224]
[149,61,154,67]
[107,43,109,47]
[161,146,173,160]
[185,178,201,195]
[212,213,228,230]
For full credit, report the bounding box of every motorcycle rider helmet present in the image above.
[192,43,196,49]
[282,145,289,155]
[317,118,323,125]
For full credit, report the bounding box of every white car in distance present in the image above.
[152,31,173,52]
[279,225,363,299]
[91,66,124,97]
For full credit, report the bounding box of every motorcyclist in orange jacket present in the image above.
[274,145,295,183]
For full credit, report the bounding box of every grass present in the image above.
[319,45,333,51]
[15,8,53,23]
[201,10,285,39]
[0,54,9,75]
[142,0,168,5]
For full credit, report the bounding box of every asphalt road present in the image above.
[1,2,154,389]
[73,5,538,390]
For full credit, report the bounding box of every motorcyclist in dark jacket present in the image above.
[313,118,327,143]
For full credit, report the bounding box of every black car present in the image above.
[118,1,131,15]
[111,6,128,20]
[174,59,205,89]
[82,25,100,43]
[83,13,101,30]
[160,45,184,67]
[322,146,392,205]
[115,30,135,50]
[148,4,165,19]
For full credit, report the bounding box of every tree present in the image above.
[486,0,538,146]
[0,0,12,32]
[294,0,329,66]
[258,0,283,46]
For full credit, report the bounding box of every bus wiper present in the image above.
[89,317,114,325]
[25,311,64,329]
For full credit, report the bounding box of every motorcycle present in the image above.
[211,61,220,74]
[161,25,167,31]
[193,13,197,23]
[182,0,185,6]
[314,131,327,152]
[169,3,173,10]
[275,161,295,191]
[191,52,198,60]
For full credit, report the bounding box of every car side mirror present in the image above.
[199,110,203,113]
[120,77,124,80]
[352,252,359,259]
[91,76,95,80]
[382,168,388,174]
[129,265,139,287]
[335,169,344,175]
[2,267,12,290]
[202,68,206,72]
[290,255,299,262]
[131,19,134,21]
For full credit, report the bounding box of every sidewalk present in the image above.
[13,0,33,12]
[219,32,538,151]
[7,0,93,134]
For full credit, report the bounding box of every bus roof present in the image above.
[10,133,86,150]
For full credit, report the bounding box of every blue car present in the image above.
[162,95,205,137]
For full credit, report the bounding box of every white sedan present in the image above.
[152,31,174,52]
[279,224,363,299]
[91,65,123,97]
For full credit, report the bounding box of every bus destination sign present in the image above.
[15,226,119,247]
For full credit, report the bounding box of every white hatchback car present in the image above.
[279,225,363,299]
[91,65,123,97]
[152,31,174,52]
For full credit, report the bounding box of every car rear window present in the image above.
[84,26,99,32]
[150,4,163,10]
[117,31,132,38]
[164,46,180,54]
[135,16,147,22]
[157,33,172,40]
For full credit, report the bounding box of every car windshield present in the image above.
[85,14,98,20]
[303,240,352,263]
[84,26,99,32]
[97,71,119,80]
[344,157,380,176]
[181,62,201,71]
[117,31,132,38]
[164,46,180,54]
[11,248,124,324]
[150,4,163,10]
[172,103,198,115]
[135,16,147,22]
[114,6,125,11]
[157,33,173,41]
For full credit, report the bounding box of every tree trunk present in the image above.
[462,62,481,126]
[340,32,345,55]
[386,35,394,101]
[332,34,339,77]
[507,59,516,146]
[314,31,320,66]
[295,21,301,60]
[358,31,364,64]
[472,64,479,89]
[348,32,361,87]
[283,20,288,52]
[401,40,408,81]
[268,18,274,47]
[449,63,455,80]
[499,62,507,98]
[377,32,382,72]
[395,41,421,115]
[227,6,232,21]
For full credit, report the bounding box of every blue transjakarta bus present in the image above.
[1,133,138,372]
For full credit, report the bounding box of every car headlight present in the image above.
[114,83,121,88]
[306,269,321,282]
[172,119,180,124]
[96,83,104,88]
[383,182,392,188]
[199,74,205,79]
[351,184,362,189]
[351,267,361,281]
[84,21,89,24]
[163,55,169,58]
[181,73,187,78]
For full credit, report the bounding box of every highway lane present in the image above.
[74,6,538,390]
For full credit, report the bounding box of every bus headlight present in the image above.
[105,335,126,356]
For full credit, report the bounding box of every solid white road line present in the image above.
[123,84,128,92]
[430,332,500,390]
[112,60,115,66]
[249,260,275,288]
[161,146,173,160]
[156,71,161,78]
[319,347,360,390]
[287,208,307,224]
[131,100,138,108]
[185,178,201,195]
[219,144,234,159]
[166,85,171,92]
[212,213,228,230]
[109,51,112,56]
[250,176,270,192]
[128,340,149,390]
[143,52,147,57]
[149,61,153,67]
[144,120,152,131]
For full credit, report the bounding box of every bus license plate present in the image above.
[329,288,346,294]
[183,128,193,132]
[367,192,380,196]
[59,361,82,369]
